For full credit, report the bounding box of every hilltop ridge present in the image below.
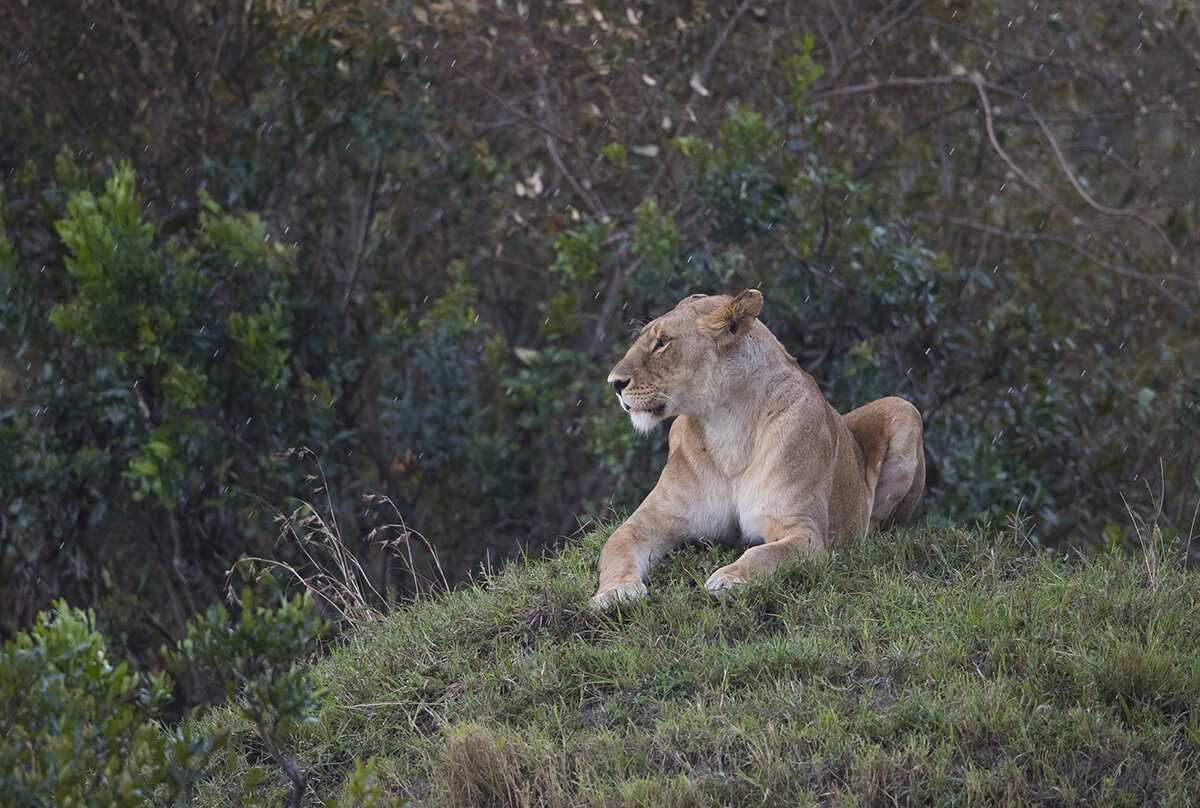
[199,526,1200,807]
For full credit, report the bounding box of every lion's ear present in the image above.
[703,289,763,341]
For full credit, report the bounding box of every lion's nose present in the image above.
[609,377,630,393]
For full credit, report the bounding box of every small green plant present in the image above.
[324,758,388,808]
[0,603,205,808]
[0,565,387,808]
[168,576,331,808]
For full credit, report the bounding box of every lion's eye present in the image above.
[652,337,669,352]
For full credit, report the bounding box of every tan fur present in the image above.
[593,290,925,608]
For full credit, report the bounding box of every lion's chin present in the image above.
[628,408,666,435]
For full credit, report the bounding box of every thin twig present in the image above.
[917,213,1197,315]
[809,72,1192,279]
[341,148,383,316]
[808,73,965,101]
[825,0,927,85]
[1015,95,1181,265]
[464,73,573,145]
[692,0,756,103]
[526,46,607,218]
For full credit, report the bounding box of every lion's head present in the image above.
[607,290,764,434]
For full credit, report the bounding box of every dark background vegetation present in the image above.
[2,0,1198,667]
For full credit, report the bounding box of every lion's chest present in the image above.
[678,468,784,544]
[678,407,828,544]
[679,441,796,544]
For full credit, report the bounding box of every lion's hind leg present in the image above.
[845,396,926,531]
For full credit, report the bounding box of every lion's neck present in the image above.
[689,333,794,475]
[692,406,758,475]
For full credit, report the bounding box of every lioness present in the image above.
[592,289,925,608]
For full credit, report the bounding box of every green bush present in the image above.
[0,603,196,807]
[1,160,350,658]
[0,581,365,808]
[169,578,331,808]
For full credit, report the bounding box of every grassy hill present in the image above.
[198,525,1200,807]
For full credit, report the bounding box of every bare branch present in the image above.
[1014,96,1181,267]
[919,213,1197,315]
[464,73,574,145]
[809,72,1192,277]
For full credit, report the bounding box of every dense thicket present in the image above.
[2,1,1197,656]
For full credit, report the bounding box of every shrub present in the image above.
[0,603,196,807]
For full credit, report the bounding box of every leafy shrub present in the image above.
[1,160,350,658]
[169,577,330,807]
[0,581,357,808]
[0,603,199,807]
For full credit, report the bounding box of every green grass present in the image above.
[197,525,1200,807]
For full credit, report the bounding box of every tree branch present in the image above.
[917,213,1197,315]
[1014,94,1181,267]
[809,72,1193,278]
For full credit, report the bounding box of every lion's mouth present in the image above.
[620,400,667,417]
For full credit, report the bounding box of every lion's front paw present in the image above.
[591,580,647,609]
[704,564,749,594]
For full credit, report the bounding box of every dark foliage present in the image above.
[2,1,1197,666]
